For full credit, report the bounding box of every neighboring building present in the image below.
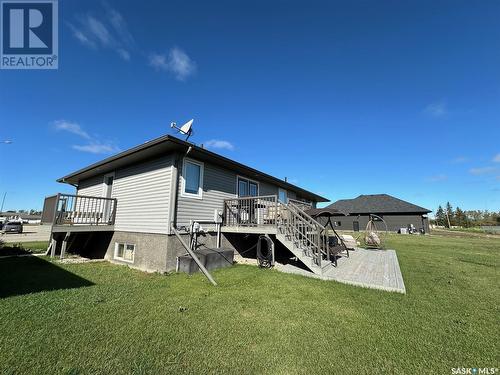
[324,194,431,233]
[0,212,41,224]
[42,135,332,275]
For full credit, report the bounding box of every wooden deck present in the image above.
[221,225,277,234]
[277,248,406,294]
[52,225,115,233]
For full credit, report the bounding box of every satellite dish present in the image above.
[170,119,194,141]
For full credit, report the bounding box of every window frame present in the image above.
[114,242,135,263]
[236,176,259,197]
[181,158,204,199]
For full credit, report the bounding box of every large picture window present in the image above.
[237,177,258,197]
[182,158,204,199]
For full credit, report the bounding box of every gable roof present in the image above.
[57,135,329,202]
[326,194,431,214]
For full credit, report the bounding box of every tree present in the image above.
[445,202,454,227]
[435,205,446,226]
[455,207,466,227]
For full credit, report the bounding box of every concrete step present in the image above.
[177,248,234,275]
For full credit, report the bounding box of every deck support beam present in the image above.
[50,237,57,258]
[60,232,70,260]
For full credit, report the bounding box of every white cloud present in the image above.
[493,153,500,163]
[67,22,96,49]
[427,174,448,182]
[424,101,448,118]
[72,142,120,154]
[68,6,132,61]
[53,120,119,155]
[204,139,234,151]
[149,47,196,81]
[117,48,130,61]
[53,120,91,139]
[87,16,112,46]
[149,53,168,70]
[469,166,498,175]
[105,4,134,46]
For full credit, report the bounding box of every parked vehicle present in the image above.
[2,221,23,234]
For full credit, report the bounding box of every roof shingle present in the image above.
[326,194,431,214]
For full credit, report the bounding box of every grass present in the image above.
[0,234,498,374]
[0,241,48,256]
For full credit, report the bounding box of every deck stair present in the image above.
[275,202,336,275]
[222,195,345,275]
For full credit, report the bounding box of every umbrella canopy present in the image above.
[305,207,346,218]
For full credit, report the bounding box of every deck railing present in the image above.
[43,193,117,226]
[223,195,278,227]
[287,198,313,211]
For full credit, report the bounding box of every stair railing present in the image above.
[278,201,329,267]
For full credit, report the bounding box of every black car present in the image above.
[2,221,23,233]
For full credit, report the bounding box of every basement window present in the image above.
[114,242,135,263]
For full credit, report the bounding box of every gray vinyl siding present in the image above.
[260,181,278,196]
[75,153,319,233]
[176,158,316,228]
[76,156,173,234]
[112,156,173,234]
[176,160,237,227]
[77,175,103,197]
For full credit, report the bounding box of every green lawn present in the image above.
[0,241,49,256]
[0,234,498,374]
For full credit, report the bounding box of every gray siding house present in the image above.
[325,194,431,233]
[43,135,329,273]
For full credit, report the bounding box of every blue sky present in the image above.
[1,0,499,213]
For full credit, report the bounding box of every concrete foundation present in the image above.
[104,230,237,273]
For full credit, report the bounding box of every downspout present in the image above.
[169,153,181,233]
[170,147,192,233]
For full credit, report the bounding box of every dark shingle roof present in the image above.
[326,194,431,214]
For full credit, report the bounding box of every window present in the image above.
[249,182,258,197]
[278,188,287,203]
[182,159,204,198]
[237,177,259,197]
[114,242,135,263]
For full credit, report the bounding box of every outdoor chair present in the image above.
[327,235,349,267]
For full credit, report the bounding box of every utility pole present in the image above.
[445,210,451,228]
[0,192,6,213]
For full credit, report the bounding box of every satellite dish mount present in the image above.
[170,119,194,141]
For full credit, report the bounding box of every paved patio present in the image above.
[277,248,406,294]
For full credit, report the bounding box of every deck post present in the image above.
[50,236,57,258]
[60,232,70,259]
